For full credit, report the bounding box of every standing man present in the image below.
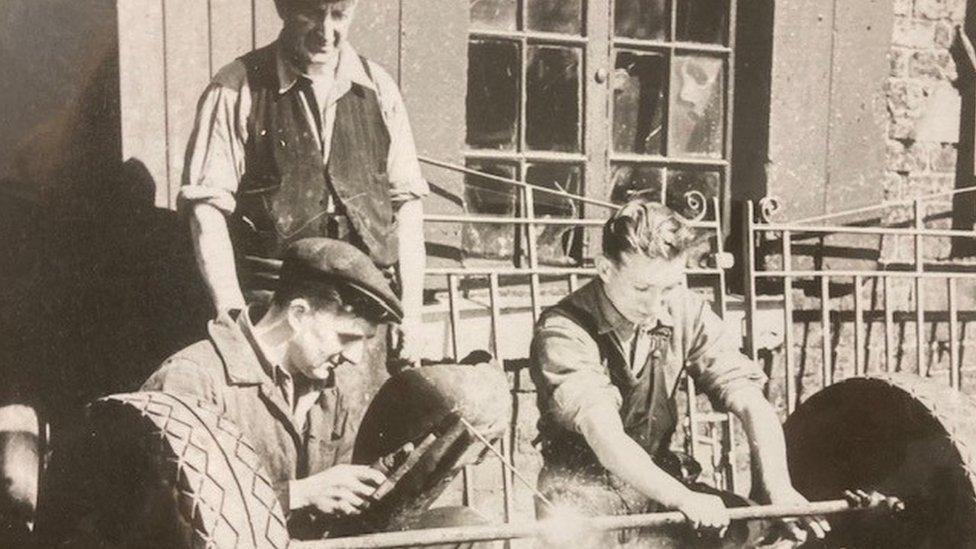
[180,0,428,419]
[530,199,829,546]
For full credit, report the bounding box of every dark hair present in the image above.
[602,198,699,263]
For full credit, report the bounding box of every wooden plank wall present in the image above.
[118,0,466,216]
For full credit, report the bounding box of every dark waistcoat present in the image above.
[535,283,678,473]
[232,44,396,291]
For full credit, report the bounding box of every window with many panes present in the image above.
[464,0,734,263]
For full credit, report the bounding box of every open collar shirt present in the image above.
[178,38,428,215]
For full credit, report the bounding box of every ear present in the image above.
[595,254,614,284]
[285,297,312,331]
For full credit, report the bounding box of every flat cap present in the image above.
[279,238,402,323]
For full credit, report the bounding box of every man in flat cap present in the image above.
[142,238,422,538]
[180,0,428,424]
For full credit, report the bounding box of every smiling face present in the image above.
[279,0,357,70]
[284,303,370,382]
[597,251,685,327]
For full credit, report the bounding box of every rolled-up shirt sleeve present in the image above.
[676,289,767,412]
[178,61,250,216]
[531,314,622,435]
[368,62,429,203]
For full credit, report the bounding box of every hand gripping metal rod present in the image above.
[295,491,902,549]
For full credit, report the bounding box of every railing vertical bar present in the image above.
[915,199,926,376]
[524,188,542,323]
[884,276,895,372]
[782,231,796,413]
[854,275,865,376]
[949,278,960,390]
[447,274,473,506]
[569,273,580,293]
[743,202,759,361]
[685,376,699,465]
[488,273,513,530]
[820,276,832,388]
[712,197,736,492]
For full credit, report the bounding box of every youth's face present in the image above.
[286,306,369,382]
[280,0,357,69]
[598,252,685,327]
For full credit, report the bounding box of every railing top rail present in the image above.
[763,185,976,226]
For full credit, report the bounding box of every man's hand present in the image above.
[677,490,730,537]
[290,465,386,517]
[764,486,830,543]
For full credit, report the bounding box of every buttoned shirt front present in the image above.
[179,39,428,215]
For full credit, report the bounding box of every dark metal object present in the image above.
[299,493,900,549]
[785,374,976,548]
[342,362,510,534]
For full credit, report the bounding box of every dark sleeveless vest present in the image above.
[533,281,679,473]
[231,44,396,292]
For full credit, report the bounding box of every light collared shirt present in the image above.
[179,39,428,215]
[237,306,330,433]
[531,279,767,439]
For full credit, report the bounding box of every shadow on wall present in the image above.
[0,3,209,426]
[952,3,976,255]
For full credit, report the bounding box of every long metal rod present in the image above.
[751,222,976,239]
[782,231,796,413]
[743,202,759,361]
[789,185,976,226]
[820,276,832,387]
[524,188,543,323]
[424,213,717,230]
[884,277,895,372]
[753,270,976,279]
[949,278,960,389]
[427,266,723,276]
[487,274,514,528]
[915,200,926,376]
[446,274,473,507]
[299,498,899,549]
[854,275,865,376]
[417,156,617,209]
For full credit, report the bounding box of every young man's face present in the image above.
[597,252,686,327]
[279,0,357,69]
[286,305,371,382]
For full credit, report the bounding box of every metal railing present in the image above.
[742,189,976,413]
[417,157,739,527]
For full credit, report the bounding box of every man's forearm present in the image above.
[189,203,245,314]
[581,409,691,509]
[395,199,426,321]
[729,388,795,500]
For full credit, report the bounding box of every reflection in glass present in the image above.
[526,164,583,264]
[470,0,517,31]
[527,0,583,35]
[667,169,720,220]
[466,40,520,151]
[609,164,666,204]
[526,46,582,152]
[669,55,724,157]
[676,0,728,44]
[612,51,667,155]
[614,0,669,40]
[463,163,519,259]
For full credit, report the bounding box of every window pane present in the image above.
[470,0,517,31]
[526,163,583,264]
[527,0,583,35]
[526,46,581,152]
[466,40,520,151]
[676,0,728,44]
[668,55,724,157]
[462,163,519,259]
[609,164,666,204]
[612,51,667,155]
[666,169,721,220]
[614,0,669,40]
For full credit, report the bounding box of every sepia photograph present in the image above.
[0,0,974,546]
